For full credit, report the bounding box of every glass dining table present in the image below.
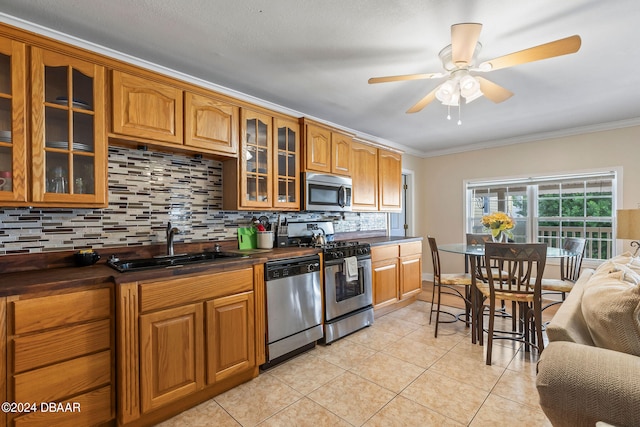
[438,243,578,345]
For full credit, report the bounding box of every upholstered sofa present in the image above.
[536,253,640,427]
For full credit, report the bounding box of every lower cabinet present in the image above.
[7,287,114,427]
[400,241,423,299]
[140,303,205,413]
[372,241,423,311]
[206,292,255,384]
[117,265,264,426]
[372,245,400,309]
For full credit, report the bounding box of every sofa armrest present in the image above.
[546,268,595,345]
[536,341,640,427]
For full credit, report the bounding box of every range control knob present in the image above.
[307,263,319,273]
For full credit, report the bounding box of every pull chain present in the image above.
[457,103,462,125]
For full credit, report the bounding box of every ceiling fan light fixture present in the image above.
[460,75,483,103]
[435,81,460,106]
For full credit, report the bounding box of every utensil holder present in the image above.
[257,231,274,249]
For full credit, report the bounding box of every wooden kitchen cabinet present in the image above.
[7,287,114,427]
[400,241,423,299]
[302,121,351,176]
[378,148,402,211]
[140,303,204,413]
[206,291,255,384]
[0,36,27,204]
[351,140,379,211]
[371,244,400,309]
[0,39,107,207]
[224,109,300,210]
[352,140,402,212]
[184,92,238,155]
[112,70,183,144]
[117,265,264,425]
[238,108,272,209]
[273,116,300,209]
[31,47,107,206]
[372,240,423,312]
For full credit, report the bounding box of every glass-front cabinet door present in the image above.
[30,47,106,206]
[273,117,299,210]
[0,36,27,204]
[240,109,272,208]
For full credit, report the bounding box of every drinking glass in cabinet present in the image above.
[46,153,69,194]
[74,155,95,194]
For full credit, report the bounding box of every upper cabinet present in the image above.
[302,120,351,176]
[273,117,300,209]
[239,109,273,209]
[351,140,402,212]
[351,140,378,211]
[111,71,239,157]
[31,47,107,206]
[223,109,300,211]
[111,70,183,144]
[0,36,27,204]
[185,92,238,155]
[378,148,402,211]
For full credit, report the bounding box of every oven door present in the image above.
[324,257,372,321]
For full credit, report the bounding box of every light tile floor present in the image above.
[157,301,551,426]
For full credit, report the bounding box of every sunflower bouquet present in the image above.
[481,211,515,241]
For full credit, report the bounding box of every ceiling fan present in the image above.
[368,23,581,114]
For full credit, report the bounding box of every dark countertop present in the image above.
[1,238,427,297]
[1,246,321,297]
[359,236,423,246]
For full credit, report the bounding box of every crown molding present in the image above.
[420,117,640,158]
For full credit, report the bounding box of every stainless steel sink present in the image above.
[107,251,248,272]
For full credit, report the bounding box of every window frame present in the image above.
[463,168,622,266]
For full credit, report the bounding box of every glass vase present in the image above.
[492,232,506,243]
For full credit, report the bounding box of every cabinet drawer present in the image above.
[400,241,422,257]
[140,268,253,312]
[371,244,399,262]
[12,288,111,335]
[14,385,112,427]
[14,350,111,403]
[13,319,110,373]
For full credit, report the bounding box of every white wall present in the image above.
[404,125,640,277]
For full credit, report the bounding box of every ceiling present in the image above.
[1,0,639,157]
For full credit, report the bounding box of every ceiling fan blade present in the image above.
[406,87,439,113]
[480,35,581,71]
[368,73,442,84]
[477,77,513,103]
[451,23,482,66]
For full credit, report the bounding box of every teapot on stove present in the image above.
[311,227,327,246]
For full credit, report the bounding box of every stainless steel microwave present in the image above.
[303,172,352,212]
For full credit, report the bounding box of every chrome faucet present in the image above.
[166,222,180,256]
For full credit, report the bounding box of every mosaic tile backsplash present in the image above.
[0,147,387,254]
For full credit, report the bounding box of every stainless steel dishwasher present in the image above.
[262,254,323,368]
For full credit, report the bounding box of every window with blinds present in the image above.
[466,171,617,260]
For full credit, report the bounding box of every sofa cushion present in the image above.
[581,258,640,356]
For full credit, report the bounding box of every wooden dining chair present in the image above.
[476,242,547,365]
[427,236,474,338]
[466,233,510,281]
[539,237,586,310]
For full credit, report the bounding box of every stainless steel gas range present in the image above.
[283,222,374,344]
